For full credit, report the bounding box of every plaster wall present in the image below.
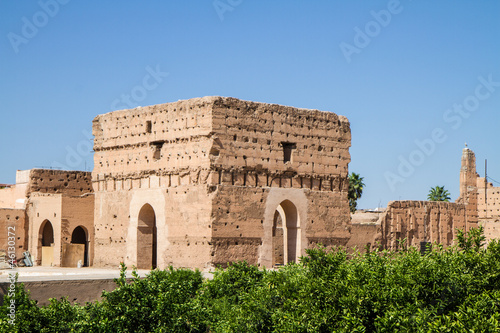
[0,208,28,259]
[61,195,95,266]
[0,183,28,209]
[27,193,62,266]
[477,177,500,219]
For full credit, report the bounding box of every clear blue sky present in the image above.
[1,1,499,209]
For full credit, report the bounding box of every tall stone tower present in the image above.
[457,146,478,229]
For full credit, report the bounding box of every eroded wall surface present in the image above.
[380,200,469,251]
[26,169,92,196]
[477,177,500,220]
[0,208,28,259]
[209,98,351,267]
[61,195,95,266]
[347,211,384,251]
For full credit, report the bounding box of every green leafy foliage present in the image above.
[348,172,365,213]
[427,185,451,202]
[1,229,500,332]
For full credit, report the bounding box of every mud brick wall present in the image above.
[92,98,214,178]
[481,218,500,244]
[477,177,500,219]
[27,169,92,196]
[209,98,352,267]
[0,209,28,259]
[346,223,381,252]
[61,195,95,266]
[380,200,468,251]
[210,97,351,178]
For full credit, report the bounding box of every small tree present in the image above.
[427,185,451,202]
[348,173,365,213]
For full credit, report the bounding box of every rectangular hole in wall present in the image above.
[150,141,164,160]
[282,142,297,163]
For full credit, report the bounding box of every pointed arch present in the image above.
[71,226,89,267]
[273,200,300,264]
[38,220,54,266]
[137,203,157,269]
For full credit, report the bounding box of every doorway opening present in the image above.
[137,204,157,269]
[272,200,300,264]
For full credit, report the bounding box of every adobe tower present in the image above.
[457,145,479,229]
[92,97,352,269]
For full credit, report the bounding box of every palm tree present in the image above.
[348,173,365,213]
[427,186,451,202]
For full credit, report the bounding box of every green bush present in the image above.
[1,229,499,332]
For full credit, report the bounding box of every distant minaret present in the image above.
[458,145,478,228]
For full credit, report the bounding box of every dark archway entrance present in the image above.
[71,226,88,267]
[137,204,157,269]
[272,210,284,266]
[39,220,54,266]
[272,200,300,265]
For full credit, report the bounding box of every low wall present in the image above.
[0,279,122,306]
[347,223,381,251]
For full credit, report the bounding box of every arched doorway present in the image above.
[272,210,284,266]
[272,200,300,264]
[137,204,157,269]
[71,226,88,267]
[39,220,54,266]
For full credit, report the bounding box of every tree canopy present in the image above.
[427,185,451,202]
[348,172,365,213]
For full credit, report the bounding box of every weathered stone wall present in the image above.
[27,193,63,266]
[457,147,478,225]
[481,218,500,244]
[93,182,215,269]
[476,177,500,244]
[210,97,351,177]
[347,223,381,251]
[380,200,470,251]
[26,169,92,197]
[93,97,352,269]
[477,177,500,219]
[61,195,95,266]
[0,209,28,259]
[0,279,126,306]
[92,97,214,178]
[208,98,351,267]
[347,211,384,251]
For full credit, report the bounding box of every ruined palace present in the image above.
[0,96,498,270]
[92,96,352,269]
